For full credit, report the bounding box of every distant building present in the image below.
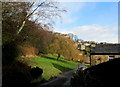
[85,43,90,46]
[68,33,74,40]
[74,51,85,62]
[91,43,96,47]
[80,45,86,50]
[90,44,120,65]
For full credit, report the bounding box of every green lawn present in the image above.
[17,55,79,81]
[84,63,90,66]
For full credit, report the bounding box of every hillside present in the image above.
[17,55,79,81]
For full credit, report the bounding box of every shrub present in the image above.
[29,67,43,79]
[71,58,120,87]
[2,71,30,87]
[18,45,38,57]
[2,41,19,65]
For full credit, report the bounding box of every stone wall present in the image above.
[91,55,120,65]
[83,55,90,63]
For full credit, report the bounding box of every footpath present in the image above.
[36,64,86,87]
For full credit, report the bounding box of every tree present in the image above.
[2,2,59,63]
[2,1,66,43]
[17,0,66,34]
[2,1,66,63]
[49,34,82,61]
[28,23,54,54]
[2,2,28,44]
[17,20,54,56]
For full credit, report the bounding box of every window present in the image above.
[108,56,115,61]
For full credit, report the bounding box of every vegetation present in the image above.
[2,2,82,86]
[71,58,120,87]
[49,34,83,61]
[17,55,79,81]
[2,2,83,63]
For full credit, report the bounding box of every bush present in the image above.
[18,45,38,57]
[2,62,43,87]
[30,67,43,79]
[71,58,120,87]
[2,71,30,87]
[2,41,19,65]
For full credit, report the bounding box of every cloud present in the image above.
[56,2,85,24]
[62,17,78,24]
[54,24,118,43]
[72,24,118,43]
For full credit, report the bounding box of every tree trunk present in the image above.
[17,2,45,34]
[57,53,60,60]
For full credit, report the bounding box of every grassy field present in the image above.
[84,63,90,66]
[17,55,79,81]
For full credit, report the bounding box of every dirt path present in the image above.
[36,69,77,87]
[35,64,87,87]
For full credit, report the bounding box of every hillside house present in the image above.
[74,52,85,62]
[90,44,120,65]
[80,45,86,50]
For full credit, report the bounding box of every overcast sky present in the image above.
[53,2,118,43]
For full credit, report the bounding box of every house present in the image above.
[84,43,90,46]
[75,52,85,62]
[80,45,86,50]
[91,43,96,47]
[90,44,120,65]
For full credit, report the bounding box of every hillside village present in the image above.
[54,32,120,65]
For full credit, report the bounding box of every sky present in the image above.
[53,2,118,43]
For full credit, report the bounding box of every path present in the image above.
[36,64,86,87]
[36,69,77,87]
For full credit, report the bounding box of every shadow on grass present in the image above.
[43,56,68,63]
[52,63,72,72]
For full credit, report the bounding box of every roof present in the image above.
[90,44,120,55]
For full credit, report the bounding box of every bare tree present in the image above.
[17,0,66,34]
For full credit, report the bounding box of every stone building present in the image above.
[90,44,120,65]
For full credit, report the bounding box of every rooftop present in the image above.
[90,44,120,54]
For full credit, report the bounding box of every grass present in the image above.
[17,55,79,81]
[84,63,90,66]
